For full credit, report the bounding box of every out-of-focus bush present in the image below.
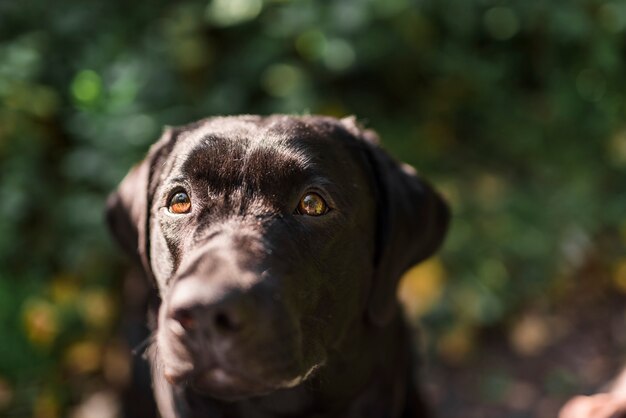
[1,0,625,416]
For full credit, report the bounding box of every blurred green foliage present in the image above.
[1,0,626,416]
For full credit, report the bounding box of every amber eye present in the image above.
[297,193,328,216]
[168,191,191,214]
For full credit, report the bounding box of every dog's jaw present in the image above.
[279,361,326,389]
[151,313,420,418]
[155,284,330,402]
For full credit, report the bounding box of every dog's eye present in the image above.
[296,193,328,216]
[168,191,191,214]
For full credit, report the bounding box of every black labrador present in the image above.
[106,115,449,418]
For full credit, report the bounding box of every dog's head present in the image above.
[106,115,449,400]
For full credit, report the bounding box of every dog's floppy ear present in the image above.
[341,117,450,327]
[105,127,179,281]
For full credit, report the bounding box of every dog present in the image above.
[106,115,449,418]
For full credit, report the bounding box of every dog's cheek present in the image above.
[150,217,175,289]
[296,271,358,352]
[327,241,376,340]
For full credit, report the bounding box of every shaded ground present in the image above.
[424,266,626,418]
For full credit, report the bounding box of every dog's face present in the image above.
[107,115,449,401]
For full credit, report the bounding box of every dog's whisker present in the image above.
[132,334,156,357]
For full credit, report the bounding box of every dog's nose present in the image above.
[168,277,250,335]
[171,300,245,334]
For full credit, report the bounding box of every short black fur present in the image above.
[107,115,449,418]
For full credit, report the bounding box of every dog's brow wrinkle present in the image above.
[169,176,187,184]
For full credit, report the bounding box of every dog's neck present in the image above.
[153,312,428,418]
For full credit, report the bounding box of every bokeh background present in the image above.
[2,0,626,417]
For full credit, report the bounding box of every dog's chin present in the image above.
[190,367,275,401]
[182,361,325,401]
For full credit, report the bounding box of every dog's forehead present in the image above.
[166,116,360,183]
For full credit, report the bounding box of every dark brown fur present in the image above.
[106,115,449,418]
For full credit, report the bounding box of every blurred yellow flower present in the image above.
[607,129,626,167]
[22,299,58,348]
[612,259,626,294]
[79,290,115,329]
[509,313,551,356]
[398,257,446,319]
[437,324,476,365]
[64,340,102,375]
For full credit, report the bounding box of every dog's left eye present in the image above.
[168,191,191,214]
[296,193,328,216]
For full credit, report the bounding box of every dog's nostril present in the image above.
[173,308,196,330]
[213,310,242,333]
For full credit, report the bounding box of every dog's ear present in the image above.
[341,117,450,327]
[105,127,179,281]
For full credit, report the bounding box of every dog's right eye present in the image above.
[296,192,328,216]
[168,191,191,214]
